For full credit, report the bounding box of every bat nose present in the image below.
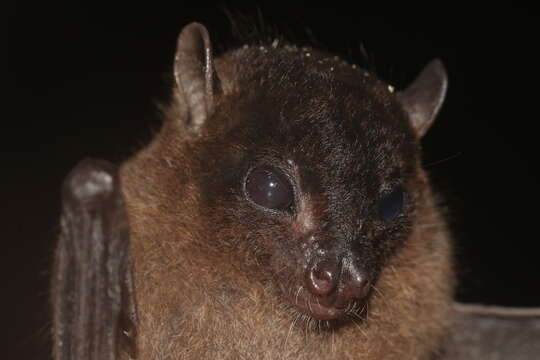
[306,260,339,297]
[305,256,371,308]
[334,257,370,308]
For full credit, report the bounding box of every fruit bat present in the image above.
[51,22,540,360]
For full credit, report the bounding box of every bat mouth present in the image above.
[282,285,354,321]
[294,298,348,320]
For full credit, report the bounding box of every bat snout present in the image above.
[305,256,371,311]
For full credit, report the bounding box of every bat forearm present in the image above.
[52,159,135,360]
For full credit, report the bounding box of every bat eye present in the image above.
[245,166,293,211]
[378,185,404,222]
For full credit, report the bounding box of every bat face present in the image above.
[170,45,422,323]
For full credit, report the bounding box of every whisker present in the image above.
[295,286,303,305]
[371,284,388,307]
[284,313,300,351]
[349,316,368,338]
[303,314,309,339]
[324,320,330,330]
[365,300,370,321]
[307,298,314,314]
[308,317,315,332]
[315,296,322,309]
[423,152,462,169]
[346,301,354,314]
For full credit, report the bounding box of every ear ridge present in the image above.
[397,59,448,137]
[174,22,220,135]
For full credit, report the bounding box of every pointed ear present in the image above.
[174,22,221,136]
[397,59,448,137]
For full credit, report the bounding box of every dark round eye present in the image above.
[378,185,404,222]
[245,166,293,211]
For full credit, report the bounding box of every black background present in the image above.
[6,2,540,359]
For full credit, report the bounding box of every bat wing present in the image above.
[440,303,540,359]
[51,159,137,360]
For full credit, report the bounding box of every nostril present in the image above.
[306,261,338,297]
[348,273,370,299]
[332,259,371,309]
[334,274,370,309]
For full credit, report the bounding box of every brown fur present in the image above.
[118,32,454,359]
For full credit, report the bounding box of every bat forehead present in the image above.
[225,79,415,194]
[223,46,416,165]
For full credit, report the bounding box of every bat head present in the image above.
[162,23,448,323]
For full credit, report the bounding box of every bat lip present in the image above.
[296,300,348,320]
[284,286,350,321]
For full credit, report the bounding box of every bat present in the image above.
[51,22,540,359]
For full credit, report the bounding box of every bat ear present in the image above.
[174,22,221,136]
[397,59,448,137]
